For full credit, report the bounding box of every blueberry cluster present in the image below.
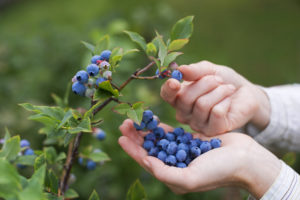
[155,62,183,81]
[18,139,35,169]
[134,110,222,168]
[72,50,112,97]
[78,128,106,170]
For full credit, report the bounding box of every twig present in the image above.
[131,75,159,80]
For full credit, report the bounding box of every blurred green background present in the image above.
[0,0,299,199]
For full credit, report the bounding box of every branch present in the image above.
[132,75,159,80]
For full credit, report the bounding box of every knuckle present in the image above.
[211,106,225,119]
[196,98,210,111]
[176,112,187,124]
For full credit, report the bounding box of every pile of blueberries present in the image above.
[78,128,106,170]
[134,110,222,168]
[72,50,112,97]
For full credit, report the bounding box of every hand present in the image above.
[160,61,271,136]
[118,119,281,198]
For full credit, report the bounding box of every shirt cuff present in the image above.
[248,160,300,200]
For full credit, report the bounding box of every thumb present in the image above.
[179,61,217,81]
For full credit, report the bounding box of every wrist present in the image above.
[249,85,271,131]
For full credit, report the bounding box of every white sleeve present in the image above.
[246,84,300,152]
[248,160,300,200]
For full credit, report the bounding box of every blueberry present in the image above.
[210,138,222,149]
[165,155,177,166]
[133,121,146,130]
[86,160,97,170]
[144,133,156,142]
[166,142,177,155]
[176,162,187,168]
[91,55,101,64]
[76,70,89,84]
[157,151,167,162]
[185,132,193,141]
[200,141,212,153]
[195,138,203,146]
[190,146,201,158]
[72,82,86,96]
[155,69,168,79]
[171,70,182,81]
[20,139,30,148]
[185,156,192,165]
[153,127,165,139]
[96,77,107,86]
[189,139,198,148]
[86,64,99,76]
[173,127,184,136]
[142,110,153,123]
[146,118,158,130]
[176,150,187,162]
[78,157,84,165]
[143,140,154,151]
[24,148,34,156]
[177,143,189,153]
[94,129,106,141]
[176,135,189,144]
[100,50,111,61]
[165,132,176,141]
[157,139,169,150]
[148,147,159,156]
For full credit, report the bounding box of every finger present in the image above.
[118,136,148,168]
[190,84,236,132]
[160,79,181,106]
[119,119,144,145]
[179,61,217,81]
[206,96,232,134]
[175,75,223,116]
[143,156,188,185]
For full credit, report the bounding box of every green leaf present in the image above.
[0,158,22,199]
[45,170,59,194]
[19,164,46,200]
[112,103,131,115]
[126,179,147,200]
[55,152,66,162]
[28,114,58,127]
[68,117,92,134]
[64,133,76,147]
[168,39,189,51]
[94,80,119,102]
[34,153,46,170]
[51,93,64,107]
[4,127,11,141]
[170,16,194,41]
[89,151,110,162]
[127,102,145,124]
[124,48,139,56]
[124,31,147,51]
[57,110,73,129]
[146,43,157,57]
[44,147,57,164]
[155,31,167,69]
[19,103,65,120]
[94,35,109,55]
[15,155,36,166]
[64,189,79,199]
[45,193,63,200]
[0,136,20,161]
[163,52,183,67]
[81,41,95,53]
[88,190,100,200]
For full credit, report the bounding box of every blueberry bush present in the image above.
[0,16,196,200]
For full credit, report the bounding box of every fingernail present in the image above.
[168,81,177,90]
[215,76,223,83]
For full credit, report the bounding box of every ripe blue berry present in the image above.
[173,127,184,136]
[177,143,189,153]
[91,55,101,64]
[176,149,187,162]
[24,148,34,156]
[86,160,97,170]
[96,77,107,86]
[210,138,222,149]
[176,162,187,168]
[157,139,169,150]
[20,139,30,148]
[144,133,156,142]
[185,132,193,141]
[185,156,192,165]
[200,141,212,153]
[190,146,201,158]
[78,157,84,165]
[86,64,99,76]
[165,155,177,166]
[155,69,169,79]
[146,118,158,130]
[148,147,159,156]
[100,50,111,61]
[142,110,153,123]
[143,140,154,151]
[166,141,177,155]
[153,127,165,139]
[76,70,89,84]
[176,134,189,144]
[189,139,199,148]
[165,132,176,141]
[195,138,203,146]
[72,82,86,96]
[157,151,167,162]
[171,70,182,81]
[94,129,106,141]
[133,121,146,130]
